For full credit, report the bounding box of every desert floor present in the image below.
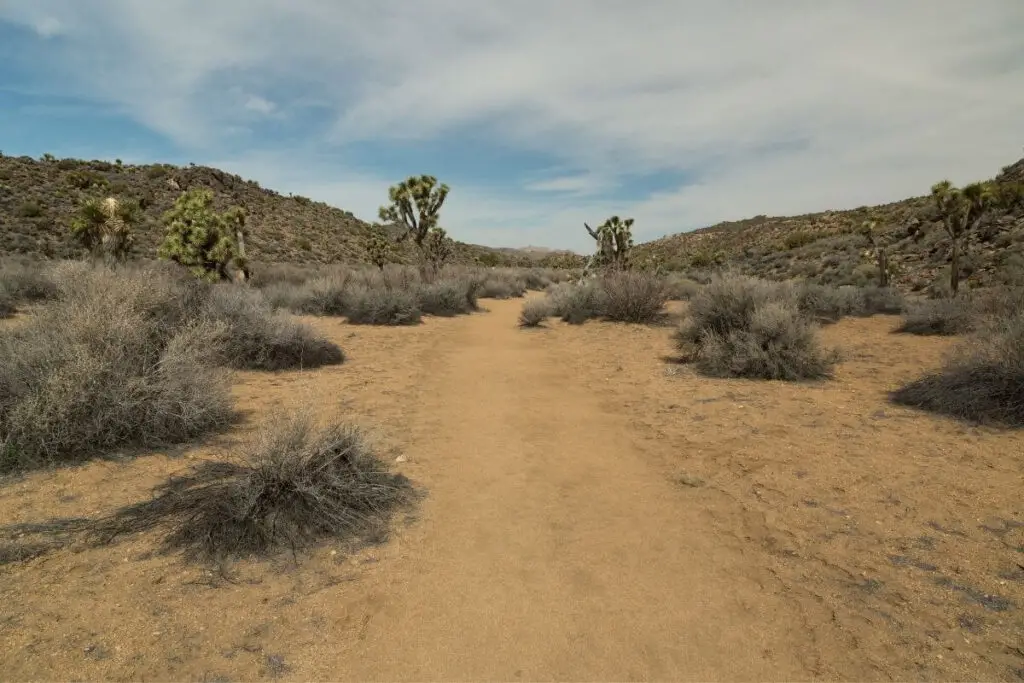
[1,296,1021,681]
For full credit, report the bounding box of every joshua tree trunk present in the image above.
[877,247,889,287]
[949,239,960,296]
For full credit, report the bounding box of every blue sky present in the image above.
[1,1,1022,252]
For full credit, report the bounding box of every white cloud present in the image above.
[2,0,1022,250]
[243,95,275,115]
[32,16,62,37]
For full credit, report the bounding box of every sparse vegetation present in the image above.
[88,412,416,563]
[599,271,668,323]
[895,297,976,336]
[204,286,344,370]
[674,275,837,380]
[518,298,553,328]
[891,311,1024,426]
[0,263,347,471]
[0,265,234,472]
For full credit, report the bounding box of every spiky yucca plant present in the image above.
[70,195,138,263]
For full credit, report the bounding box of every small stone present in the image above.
[395,455,408,463]
[677,473,705,488]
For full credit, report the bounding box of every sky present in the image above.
[1,1,1022,252]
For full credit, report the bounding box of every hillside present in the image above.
[635,157,1024,293]
[0,154,550,268]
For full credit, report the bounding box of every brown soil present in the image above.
[1,297,1022,681]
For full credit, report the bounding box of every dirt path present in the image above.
[2,297,1020,681]
[297,299,821,681]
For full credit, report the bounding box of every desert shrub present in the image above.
[0,267,233,471]
[518,298,553,327]
[0,284,13,318]
[416,277,480,316]
[795,284,863,323]
[88,412,416,562]
[0,259,60,306]
[204,286,344,371]
[600,271,668,323]
[890,312,1024,426]
[675,275,835,380]
[248,262,315,288]
[547,281,608,324]
[859,286,905,316]
[343,285,422,325]
[478,275,526,299]
[664,275,701,301]
[280,274,350,316]
[895,297,975,336]
[521,269,554,291]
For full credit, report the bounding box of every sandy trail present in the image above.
[1,297,1021,681]
[299,299,816,681]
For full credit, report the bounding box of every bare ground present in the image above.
[0,296,1021,681]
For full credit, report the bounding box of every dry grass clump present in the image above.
[0,266,234,471]
[89,412,416,562]
[0,263,345,472]
[890,311,1024,426]
[518,298,553,328]
[600,271,669,323]
[895,297,977,336]
[674,275,837,380]
[204,286,344,370]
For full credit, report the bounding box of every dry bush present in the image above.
[518,298,553,327]
[343,285,422,325]
[600,271,669,323]
[204,286,344,370]
[890,312,1024,426]
[416,276,481,316]
[0,283,14,319]
[664,275,702,301]
[675,275,836,380]
[546,281,608,325]
[0,267,233,471]
[796,284,904,324]
[0,257,60,315]
[895,297,976,336]
[477,274,527,299]
[89,412,416,563]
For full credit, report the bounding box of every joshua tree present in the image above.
[378,175,450,249]
[423,226,454,272]
[364,226,396,270]
[931,180,995,296]
[70,195,138,263]
[859,220,890,287]
[581,215,634,279]
[158,188,249,282]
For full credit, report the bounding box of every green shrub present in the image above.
[89,412,416,562]
[891,312,1024,426]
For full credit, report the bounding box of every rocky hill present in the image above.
[0,154,550,268]
[634,157,1024,293]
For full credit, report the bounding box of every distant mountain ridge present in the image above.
[0,154,564,268]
